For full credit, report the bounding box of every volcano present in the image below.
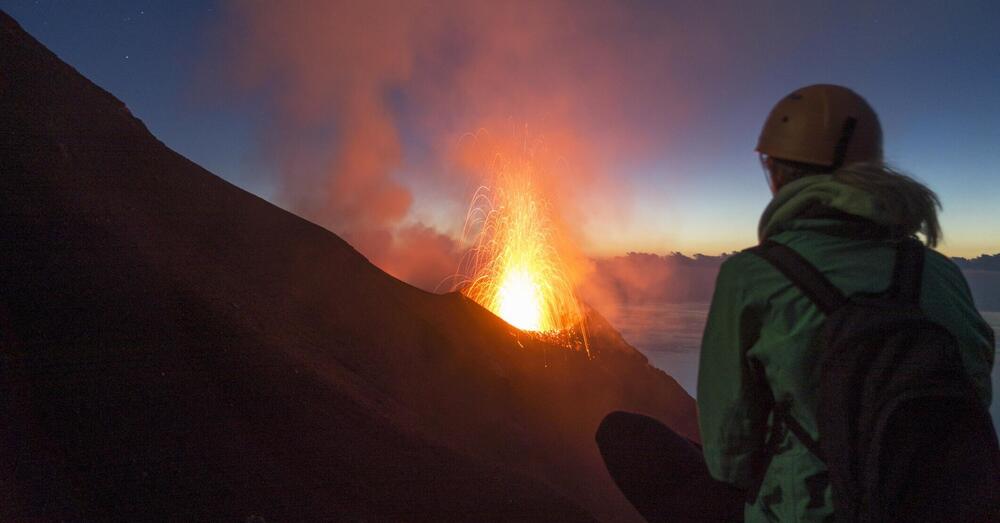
[0,11,696,522]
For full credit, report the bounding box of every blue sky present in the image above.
[4,0,998,257]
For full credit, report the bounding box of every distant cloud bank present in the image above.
[952,253,1000,272]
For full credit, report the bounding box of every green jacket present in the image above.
[697,175,995,522]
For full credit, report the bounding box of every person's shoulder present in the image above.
[923,245,959,268]
[715,245,778,288]
[718,247,756,273]
[922,245,968,281]
[921,245,976,294]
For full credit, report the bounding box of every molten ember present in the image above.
[454,147,588,350]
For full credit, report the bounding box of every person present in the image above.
[597,84,996,522]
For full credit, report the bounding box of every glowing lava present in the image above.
[496,267,543,331]
[453,145,587,350]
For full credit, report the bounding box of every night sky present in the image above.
[4,0,999,258]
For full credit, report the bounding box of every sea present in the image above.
[614,303,1000,431]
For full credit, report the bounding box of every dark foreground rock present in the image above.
[0,10,696,521]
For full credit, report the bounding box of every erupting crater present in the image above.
[453,146,589,352]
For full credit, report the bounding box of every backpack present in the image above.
[747,238,1000,523]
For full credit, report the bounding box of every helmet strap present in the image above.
[831,117,857,169]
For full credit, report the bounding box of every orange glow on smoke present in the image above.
[455,148,588,351]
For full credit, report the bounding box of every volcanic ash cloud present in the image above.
[213,0,692,290]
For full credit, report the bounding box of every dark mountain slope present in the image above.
[0,11,696,521]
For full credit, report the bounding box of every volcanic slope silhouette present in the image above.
[0,11,696,522]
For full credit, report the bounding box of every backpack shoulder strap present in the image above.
[774,402,824,460]
[888,238,925,305]
[743,241,841,469]
[741,241,843,497]
[746,240,848,315]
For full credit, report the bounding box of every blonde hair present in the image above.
[832,163,942,247]
[767,158,943,247]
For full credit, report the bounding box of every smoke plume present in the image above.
[215,0,693,290]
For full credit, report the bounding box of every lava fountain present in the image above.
[453,145,588,352]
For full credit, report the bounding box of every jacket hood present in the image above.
[758,175,892,241]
